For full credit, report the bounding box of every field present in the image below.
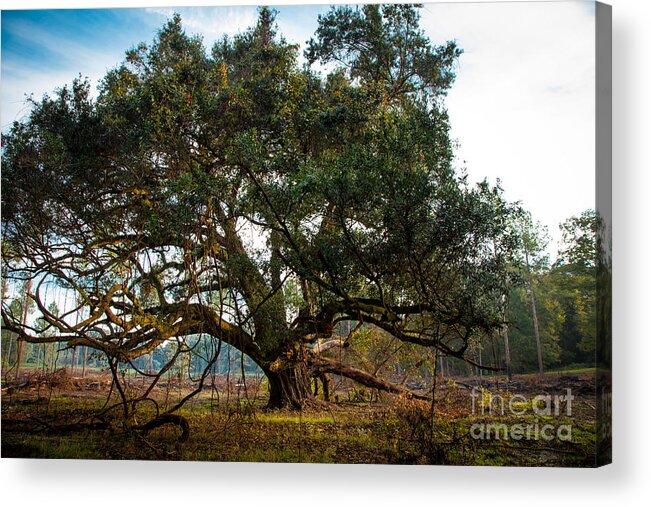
[1,369,600,466]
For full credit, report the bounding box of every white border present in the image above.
[1,1,649,505]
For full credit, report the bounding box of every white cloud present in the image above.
[421,1,596,249]
[1,60,117,129]
[145,6,259,46]
[1,13,142,128]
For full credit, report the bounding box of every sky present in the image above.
[0,1,597,254]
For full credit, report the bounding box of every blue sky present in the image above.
[1,5,333,128]
[0,1,597,252]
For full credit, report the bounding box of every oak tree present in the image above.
[1,6,520,416]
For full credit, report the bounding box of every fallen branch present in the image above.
[31,415,108,434]
[309,354,430,401]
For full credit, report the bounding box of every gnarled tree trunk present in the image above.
[264,360,313,409]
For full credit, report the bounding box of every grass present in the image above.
[514,366,607,376]
[1,373,599,466]
[546,366,601,375]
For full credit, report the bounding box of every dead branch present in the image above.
[309,354,430,401]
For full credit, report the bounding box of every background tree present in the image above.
[518,212,549,374]
[499,209,598,373]
[1,6,521,418]
[553,210,598,363]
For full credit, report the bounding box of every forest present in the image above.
[1,5,609,465]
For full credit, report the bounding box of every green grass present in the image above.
[2,387,598,466]
[511,366,609,377]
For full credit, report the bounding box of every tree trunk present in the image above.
[15,280,32,382]
[320,373,330,402]
[503,323,513,381]
[82,346,87,378]
[524,247,544,375]
[71,347,77,376]
[265,361,314,409]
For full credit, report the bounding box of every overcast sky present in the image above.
[1,1,596,253]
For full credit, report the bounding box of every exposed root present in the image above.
[133,413,190,443]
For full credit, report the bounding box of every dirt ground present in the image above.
[1,369,603,466]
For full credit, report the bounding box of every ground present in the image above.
[1,369,600,466]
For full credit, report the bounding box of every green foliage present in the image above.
[306,4,462,100]
[503,210,598,372]
[558,209,598,269]
[506,284,562,372]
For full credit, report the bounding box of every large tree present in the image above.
[1,5,520,415]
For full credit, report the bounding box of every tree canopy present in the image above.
[1,5,522,411]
